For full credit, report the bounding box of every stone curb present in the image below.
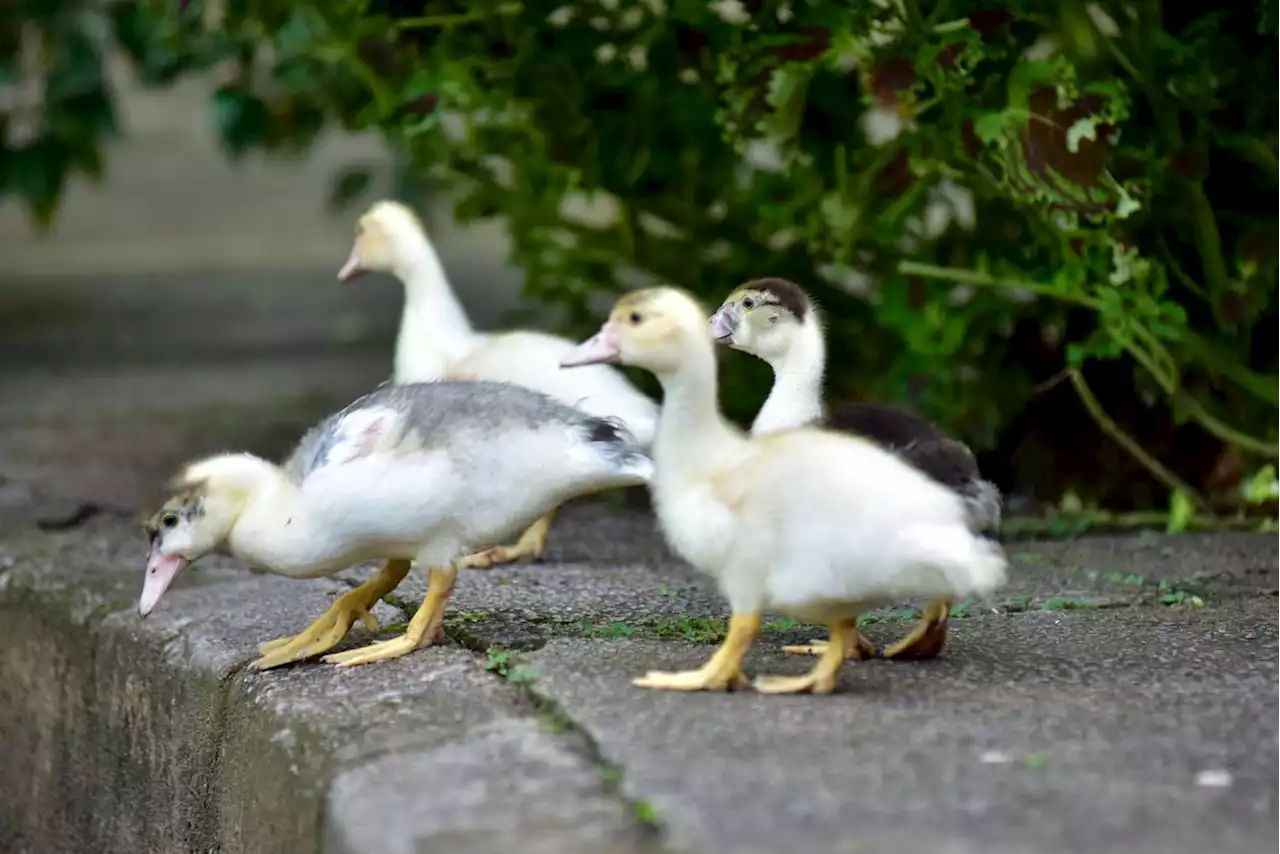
[0,519,659,854]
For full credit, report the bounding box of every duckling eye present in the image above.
[628,312,643,325]
[741,297,756,309]
[161,513,179,529]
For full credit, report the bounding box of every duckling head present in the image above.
[138,454,268,617]
[561,287,710,378]
[709,277,813,363]
[338,199,427,281]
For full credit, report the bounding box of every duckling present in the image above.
[561,287,1007,694]
[711,278,1002,662]
[138,381,651,670]
[338,200,658,570]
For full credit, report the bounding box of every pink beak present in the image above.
[709,305,738,342]
[337,243,365,282]
[560,322,621,368]
[139,547,190,617]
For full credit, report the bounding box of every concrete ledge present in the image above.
[1,500,1276,854]
[0,515,657,854]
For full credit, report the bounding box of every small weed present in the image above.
[378,621,409,635]
[1106,572,1147,587]
[764,616,798,631]
[1040,596,1104,611]
[1157,579,1204,608]
[658,584,681,597]
[579,618,635,639]
[632,799,660,823]
[452,610,490,624]
[646,616,728,643]
[858,608,920,626]
[1003,594,1036,612]
[949,600,976,618]
[484,645,540,684]
[485,646,518,673]
[1022,754,1051,770]
[1013,552,1046,563]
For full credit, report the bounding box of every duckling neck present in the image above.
[393,238,477,382]
[752,319,826,435]
[654,347,745,474]
[228,474,351,576]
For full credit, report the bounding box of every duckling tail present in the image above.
[960,478,1003,535]
[582,416,654,487]
[898,524,1008,598]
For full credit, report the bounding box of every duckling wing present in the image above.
[896,438,980,489]
[454,331,659,446]
[897,439,1002,534]
[739,433,1007,608]
[825,401,947,447]
[284,380,650,487]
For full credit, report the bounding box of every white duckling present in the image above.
[710,277,1003,663]
[337,200,659,569]
[139,381,651,670]
[561,287,1007,694]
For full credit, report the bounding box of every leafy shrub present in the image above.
[2,0,1276,512]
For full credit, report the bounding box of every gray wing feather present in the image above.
[283,380,647,483]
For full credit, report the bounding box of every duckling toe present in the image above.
[780,641,830,657]
[880,600,950,661]
[461,512,556,569]
[752,672,838,695]
[632,668,748,692]
[257,635,294,655]
[324,634,428,667]
[252,601,374,669]
[781,629,876,661]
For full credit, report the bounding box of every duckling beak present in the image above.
[709,304,739,343]
[561,322,621,367]
[138,548,190,617]
[337,243,366,282]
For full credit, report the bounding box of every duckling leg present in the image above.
[252,559,412,670]
[460,511,557,570]
[323,564,458,667]
[880,600,951,660]
[754,618,856,695]
[780,627,877,661]
[633,612,760,692]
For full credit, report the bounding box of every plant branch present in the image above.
[395,11,489,29]
[1001,510,1269,537]
[1173,392,1279,458]
[1067,367,1211,511]
[896,260,1101,308]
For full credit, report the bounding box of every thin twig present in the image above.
[896,260,1101,308]
[1001,510,1269,536]
[1067,367,1212,511]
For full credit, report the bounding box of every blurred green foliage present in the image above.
[1,0,1276,511]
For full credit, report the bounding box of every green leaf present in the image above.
[10,142,69,230]
[973,111,1014,147]
[328,165,373,212]
[1007,60,1061,110]
[211,86,270,159]
[1241,465,1280,504]
[1166,489,1195,533]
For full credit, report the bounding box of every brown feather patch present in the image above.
[740,278,810,322]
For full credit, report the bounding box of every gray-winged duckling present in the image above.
[561,287,1007,694]
[710,278,1002,662]
[337,200,659,570]
[139,381,651,670]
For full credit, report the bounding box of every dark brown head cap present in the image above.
[739,278,811,322]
